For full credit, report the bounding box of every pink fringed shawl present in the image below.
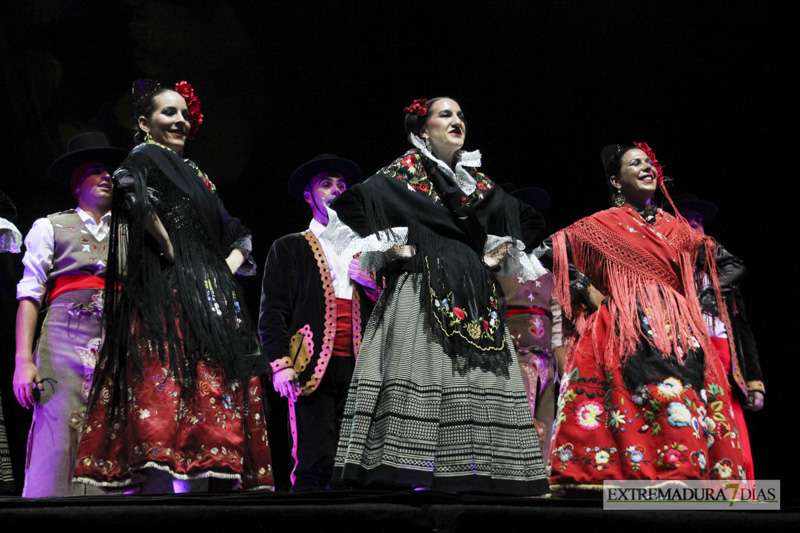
[553,206,731,383]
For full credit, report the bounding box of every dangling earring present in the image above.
[144,131,154,143]
[613,187,625,207]
[424,137,432,152]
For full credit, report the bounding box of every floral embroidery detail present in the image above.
[624,445,649,471]
[691,450,708,473]
[608,409,626,429]
[656,443,689,470]
[667,402,692,427]
[657,377,685,399]
[631,385,650,405]
[205,278,223,315]
[581,446,617,470]
[575,401,604,431]
[551,443,575,472]
[74,337,102,402]
[429,272,504,350]
[712,459,735,479]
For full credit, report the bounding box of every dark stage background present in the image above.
[0,1,795,496]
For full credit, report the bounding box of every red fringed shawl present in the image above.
[552,206,732,383]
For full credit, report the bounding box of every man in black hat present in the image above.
[258,154,375,491]
[671,193,764,479]
[12,132,126,496]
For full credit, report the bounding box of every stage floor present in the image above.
[1,489,796,532]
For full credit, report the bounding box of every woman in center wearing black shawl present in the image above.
[326,97,549,495]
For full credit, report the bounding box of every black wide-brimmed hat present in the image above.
[288,154,362,201]
[667,193,718,224]
[510,187,550,212]
[48,132,128,184]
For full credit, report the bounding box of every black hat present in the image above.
[288,154,362,201]
[667,193,718,225]
[48,132,128,185]
[510,187,550,212]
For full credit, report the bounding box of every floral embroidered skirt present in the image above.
[548,306,745,493]
[24,289,106,497]
[334,273,549,495]
[74,338,273,491]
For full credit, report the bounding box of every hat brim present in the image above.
[48,147,129,183]
[288,156,363,201]
[670,199,718,224]
[510,187,550,212]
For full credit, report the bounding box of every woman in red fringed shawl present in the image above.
[546,143,746,495]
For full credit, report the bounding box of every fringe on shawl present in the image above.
[90,151,261,417]
[552,217,729,385]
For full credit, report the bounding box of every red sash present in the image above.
[333,297,353,357]
[48,275,105,303]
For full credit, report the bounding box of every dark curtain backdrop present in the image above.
[1,0,795,495]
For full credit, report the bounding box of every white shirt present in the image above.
[17,208,112,303]
[309,218,353,300]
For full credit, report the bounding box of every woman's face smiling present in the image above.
[139,90,191,154]
[420,98,465,164]
[611,148,658,208]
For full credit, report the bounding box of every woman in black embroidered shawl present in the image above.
[74,80,273,492]
[329,97,549,495]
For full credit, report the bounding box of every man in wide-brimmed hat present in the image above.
[259,154,376,491]
[13,132,126,497]
[669,192,765,481]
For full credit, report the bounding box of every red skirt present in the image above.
[74,354,273,490]
[548,306,745,492]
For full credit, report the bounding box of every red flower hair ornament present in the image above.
[634,141,664,184]
[174,81,204,140]
[403,99,428,117]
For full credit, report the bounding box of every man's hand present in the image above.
[745,390,764,411]
[272,367,300,402]
[349,257,378,290]
[13,358,41,409]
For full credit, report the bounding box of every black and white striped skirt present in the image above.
[334,273,549,495]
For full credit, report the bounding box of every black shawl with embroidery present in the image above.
[330,150,545,371]
[92,143,262,414]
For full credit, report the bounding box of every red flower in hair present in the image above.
[634,142,663,183]
[403,99,428,117]
[174,81,204,140]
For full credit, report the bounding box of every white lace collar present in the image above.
[409,133,481,196]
